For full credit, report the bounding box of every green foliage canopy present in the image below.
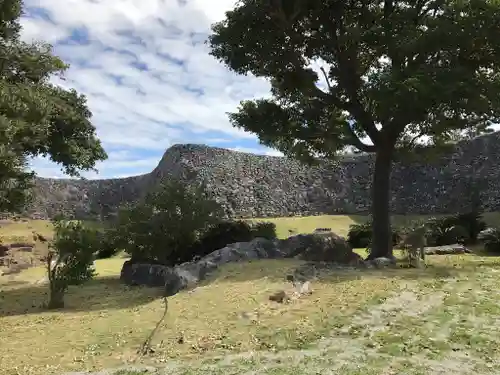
[209,0,500,257]
[0,0,107,212]
[115,180,224,266]
[209,0,500,159]
[46,219,98,309]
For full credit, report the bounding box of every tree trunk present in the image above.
[48,285,65,309]
[366,147,395,261]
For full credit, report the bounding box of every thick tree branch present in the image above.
[345,124,376,152]
[329,12,380,145]
[319,66,375,152]
[269,0,379,149]
[384,0,394,18]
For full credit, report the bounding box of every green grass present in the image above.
[1,214,500,375]
[253,212,500,238]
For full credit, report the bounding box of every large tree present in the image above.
[0,0,107,212]
[208,0,500,259]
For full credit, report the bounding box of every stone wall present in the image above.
[26,131,500,219]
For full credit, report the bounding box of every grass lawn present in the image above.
[1,215,500,375]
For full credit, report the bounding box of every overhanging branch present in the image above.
[345,124,376,152]
[329,12,380,145]
[319,66,374,152]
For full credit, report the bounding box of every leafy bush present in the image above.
[93,228,121,259]
[186,220,253,262]
[425,212,485,246]
[347,221,401,249]
[250,221,277,240]
[478,228,500,254]
[45,219,98,309]
[453,212,487,243]
[115,180,224,266]
[347,222,372,249]
[181,220,278,263]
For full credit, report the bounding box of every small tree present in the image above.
[43,219,98,309]
[208,0,500,259]
[116,179,224,266]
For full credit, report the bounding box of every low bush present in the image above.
[44,219,98,309]
[250,221,277,240]
[347,222,372,249]
[181,221,278,263]
[347,221,401,249]
[425,212,485,246]
[186,220,253,262]
[94,228,121,259]
[478,228,500,254]
[425,218,469,246]
[454,212,487,243]
[116,179,224,266]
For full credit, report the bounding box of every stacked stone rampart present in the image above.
[26,131,500,219]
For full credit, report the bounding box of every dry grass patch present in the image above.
[2,214,500,375]
[0,255,456,375]
[0,219,54,241]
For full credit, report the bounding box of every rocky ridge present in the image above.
[26,131,500,220]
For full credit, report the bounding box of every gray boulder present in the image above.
[120,237,282,296]
[120,261,169,287]
[370,257,397,269]
[424,244,471,255]
[120,234,357,296]
[278,232,353,263]
[201,237,284,264]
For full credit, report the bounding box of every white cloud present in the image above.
[229,146,284,157]
[20,0,280,179]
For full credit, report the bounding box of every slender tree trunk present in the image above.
[366,146,395,261]
[48,284,65,309]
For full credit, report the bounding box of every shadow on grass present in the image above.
[3,254,499,318]
[0,275,163,318]
[201,254,499,288]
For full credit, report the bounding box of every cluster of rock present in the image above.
[119,231,470,297]
[26,131,500,220]
[120,231,357,295]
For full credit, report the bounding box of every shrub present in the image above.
[116,179,224,266]
[187,220,254,262]
[94,228,121,259]
[427,212,486,246]
[183,221,277,263]
[44,219,98,309]
[347,221,401,249]
[478,228,500,254]
[453,212,487,243]
[347,222,372,249]
[424,212,485,246]
[250,221,277,240]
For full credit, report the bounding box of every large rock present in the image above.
[201,237,285,263]
[120,234,357,296]
[424,244,471,255]
[278,232,353,263]
[120,261,170,287]
[0,244,9,257]
[120,237,283,295]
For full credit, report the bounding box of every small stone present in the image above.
[269,290,290,303]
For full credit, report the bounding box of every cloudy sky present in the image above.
[20,0,286,179]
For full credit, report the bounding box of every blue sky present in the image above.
[23,1,497,179]
[20,0,291,179]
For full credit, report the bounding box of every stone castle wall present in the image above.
[27,131,500,219]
